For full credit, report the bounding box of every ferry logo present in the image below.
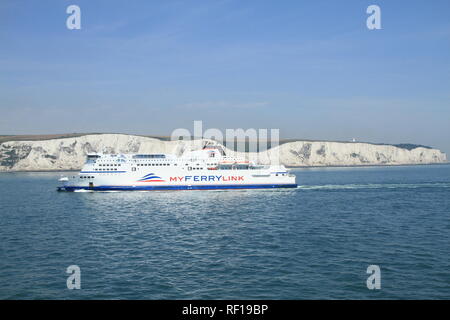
[138,173,165,182]
[170,175,244,182]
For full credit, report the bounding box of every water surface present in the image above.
[0,165,449,299]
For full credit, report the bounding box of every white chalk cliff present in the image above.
[0,134,446,171]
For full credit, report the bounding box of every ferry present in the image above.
[57,145,297,191]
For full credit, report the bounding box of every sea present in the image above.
[0,164,449,299]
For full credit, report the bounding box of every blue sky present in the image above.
[1,0,449,153]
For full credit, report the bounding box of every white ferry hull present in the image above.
[57,147,297,191]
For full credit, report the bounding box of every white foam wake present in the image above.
[297,182,450,190]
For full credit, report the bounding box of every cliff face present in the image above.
[0,134,446,171]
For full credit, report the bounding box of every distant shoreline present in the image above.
[1,162,448,174]
[288,162,450,169]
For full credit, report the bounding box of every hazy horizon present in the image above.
[1,1,449,154]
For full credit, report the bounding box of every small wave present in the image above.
[297,182,450,190]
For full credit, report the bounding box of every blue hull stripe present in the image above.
[58,184,298,191]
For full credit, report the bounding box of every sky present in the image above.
[1,0,449,154]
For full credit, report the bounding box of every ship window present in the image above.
[133,154,165,159]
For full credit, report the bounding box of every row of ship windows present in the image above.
[95,168,120,171]
[96,162,219,167]
[79,176,94,179]
[137,163,175,167]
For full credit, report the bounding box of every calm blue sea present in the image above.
[0,165,449,299]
